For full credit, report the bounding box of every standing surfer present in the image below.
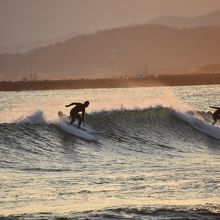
[210,106,220,125]
[65,101,89,128]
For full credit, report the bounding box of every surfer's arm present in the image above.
[210,106,220,110]
[65,102,80,107]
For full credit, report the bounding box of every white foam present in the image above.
[175,110,220,140]
[56,116,97,142]
[15,110,46,125]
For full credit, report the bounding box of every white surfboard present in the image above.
[57,111,97,141]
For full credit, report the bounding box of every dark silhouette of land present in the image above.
[0,73,220,91]
[1,24,220,81]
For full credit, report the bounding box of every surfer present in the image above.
[210,106,220,125]
[65,101,90,128]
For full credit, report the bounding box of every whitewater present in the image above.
[0,85,220,219]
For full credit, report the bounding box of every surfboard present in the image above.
[57,111,97,141]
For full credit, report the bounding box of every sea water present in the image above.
[0,85,220,219]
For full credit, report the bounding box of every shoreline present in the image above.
[0,73,220,91]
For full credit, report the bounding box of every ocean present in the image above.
[0,85,220,219]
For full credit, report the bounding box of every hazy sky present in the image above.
[1,0,220,46]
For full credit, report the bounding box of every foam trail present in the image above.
[14,110,97,141]
[56,117,97,142]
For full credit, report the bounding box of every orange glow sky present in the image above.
[0,0,220,46]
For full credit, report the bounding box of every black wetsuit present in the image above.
[210,106,220,125]
[66,103,86,128]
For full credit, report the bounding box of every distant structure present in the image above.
[129,64,149,79]
[21,67,38,82]
[29,67,38,81]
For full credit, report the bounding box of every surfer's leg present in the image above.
[212,116,217,125]
[75,114,82,128]
[77,120,82,128]
[70,112,76,124]
[70,117,75,124]
[214,116,220,125]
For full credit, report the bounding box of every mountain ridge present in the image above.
[0,24,220,81]
[149,10,220,28]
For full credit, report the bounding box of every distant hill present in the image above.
[149,10,220,28]
[0,32,80,54]
[0,24,220,81]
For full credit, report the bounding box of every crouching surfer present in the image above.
[210,106,220,125]
[65,101,90,128]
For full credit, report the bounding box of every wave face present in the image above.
[1,107,219,169]
[88,106,220,143]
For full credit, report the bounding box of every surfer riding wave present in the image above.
[65,101,90,128]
